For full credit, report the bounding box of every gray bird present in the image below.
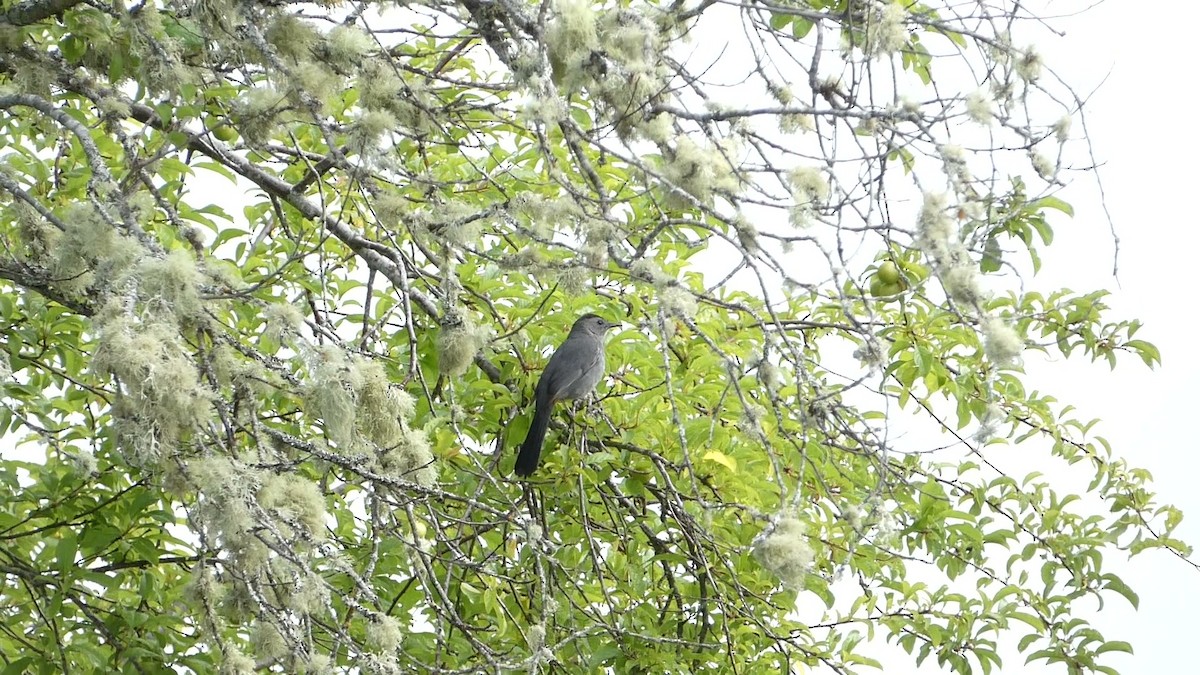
[514,313,620,477]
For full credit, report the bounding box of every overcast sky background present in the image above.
[972,1,1200,672]
[0,1,1193,672]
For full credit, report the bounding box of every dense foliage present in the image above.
[0,0,1186,673]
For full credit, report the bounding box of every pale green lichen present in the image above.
[263,302,305,345]
[915,192,956,261]
[897,96,920,115]
[629,257,668,285]
[251,621,288,661]
[266,14,320,62]
[787,166,829,203]
[297,654,333,675]
[11,199,55,259]
[599,9,658,68]
[356,61,404,114]
[514,92,567,126]
[641,112,674,144]
[545,0,600,91]
[348,109,397,157]
[498,246,544,271]
[353,57,432,131]
[779,113,815,134]
[739,402,765,434]
[768,82,793,105]
[974,403,1007,444]
[304,350,428,479]
[942,265,981,305]
[842,503,865,531]
[377,425,436,486]
[915,193,981,306]
[754,517,813,588]
[659,285,697,320]
[259,473,328,542]
[581,240,607,268]
[1015,46,1042,82]
[235,86,285,143]
[291,61,343,109]
[284,572,330,615]
[93,305,212,462]
[359,654,401,674]
[437,216,484,248]
[527,623,546,651]
[852,336,885,370]
[553,265,593,296]
[373,190,414,225]
[188,455,258,557]
[594,67,670,140]
[50,204,143,296]
[965,90,994,124]
[437,313,489,377]
[138,249,204,323]
[221,646,256,675]
[981,315,1022,365]
[365,614,403,653]
[211,345,271,397]
[305,345,363,448]
[662,137,741,205]
[508,47,542,86]
[591,7,668,138]
[861,2,908,57]
[325,25,374,69]
[356,359,414,445]
[129,191,158,227]
[938,144,971,185]
[509,193,581,237]
[1030,151,1055,180]
[70,448,99,476]
[1053,115,1072,143]
[97,96,131,121]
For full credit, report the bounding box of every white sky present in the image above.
[990,1,1200,672]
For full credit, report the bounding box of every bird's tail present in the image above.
[514,402,552,477]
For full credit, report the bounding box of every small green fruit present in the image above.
[205,116,237,142]
[870,277,904,299]
[878,261,900,284]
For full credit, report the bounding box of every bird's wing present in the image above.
[541,338,603,402]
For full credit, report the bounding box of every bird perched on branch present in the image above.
[513,313,620,477]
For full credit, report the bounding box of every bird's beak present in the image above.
[606,320,622,331]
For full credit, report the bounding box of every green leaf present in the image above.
[1031,195,1074,217]
[981,237,1003,273]
[55,532,78,573]
[1100,573,1140,609]
[61,34,87,63]
[2,657,35,675]
[1095,640,1133,656]
[1123,339,1161,367]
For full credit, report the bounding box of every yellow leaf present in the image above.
[703,451,736,470]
